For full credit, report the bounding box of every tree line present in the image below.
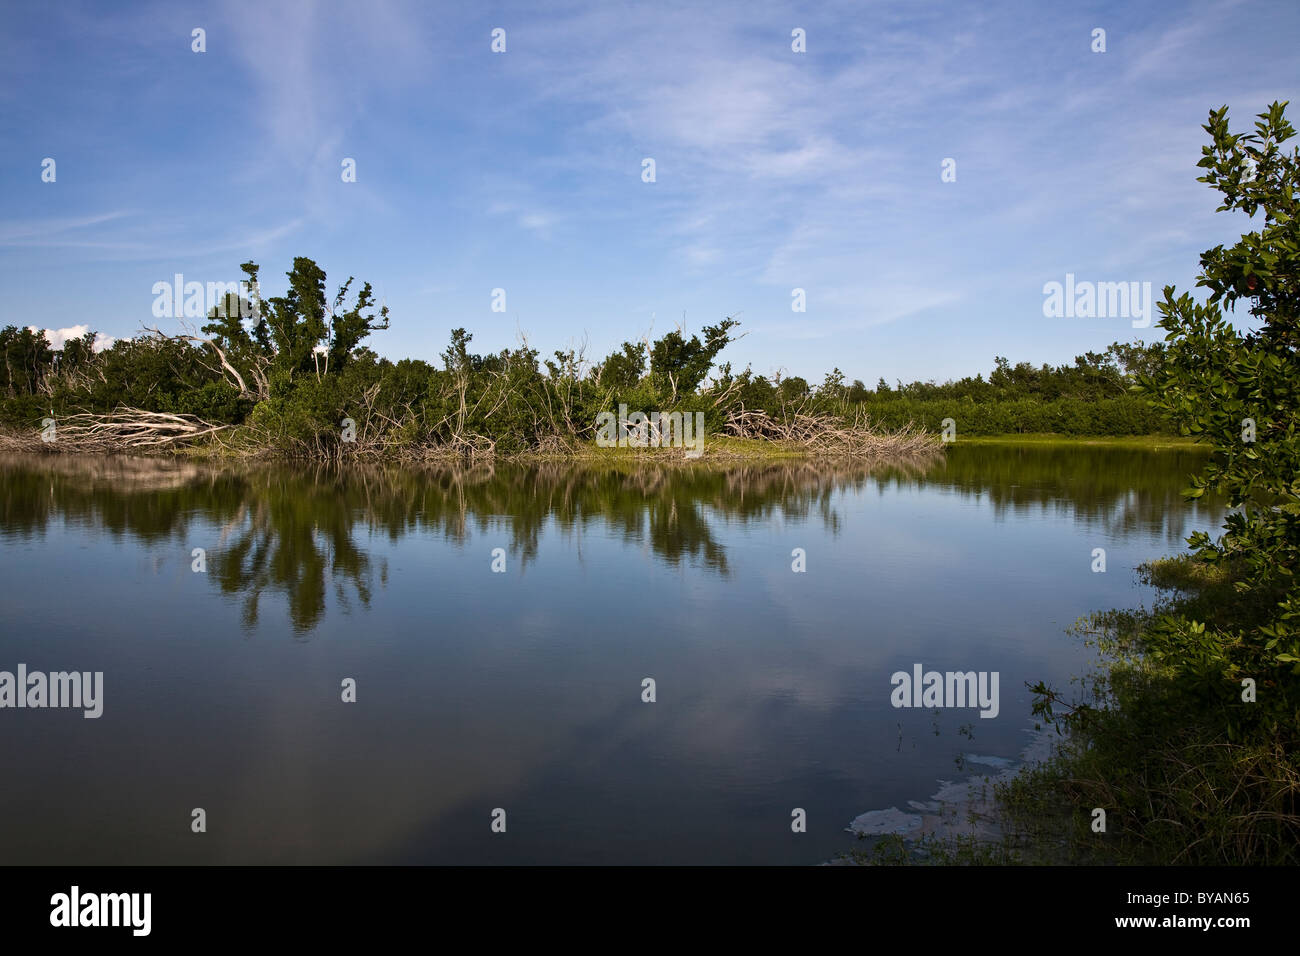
[1,256,1170,453]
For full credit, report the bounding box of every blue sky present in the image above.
[2,0,1297,384]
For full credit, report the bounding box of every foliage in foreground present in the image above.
[1008,102,1300,866]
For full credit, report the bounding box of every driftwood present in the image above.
[30,408,231,450]
[724,406,940,457]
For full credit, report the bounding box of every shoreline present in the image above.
[836,726,1060,865]
[0,428,944,464]
[0,427,1201,462]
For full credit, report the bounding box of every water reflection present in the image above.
[0,445,1218,633]
[890,446,1219,544]
[0,444,1226,864]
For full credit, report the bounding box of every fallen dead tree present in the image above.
[10,408,232,451]
[724,406,941,457]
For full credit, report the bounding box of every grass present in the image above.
[573,434,810,461]
[152,432,858,462]
[952,432,1204,450]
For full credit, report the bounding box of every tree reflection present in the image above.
[0,445,1221,632]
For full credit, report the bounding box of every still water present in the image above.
[0,446,1221,864]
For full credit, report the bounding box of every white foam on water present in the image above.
[847,807,924,836]
[964,754,1013,768]
[843,727,1059,848]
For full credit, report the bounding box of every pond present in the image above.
[0,445,1222,864]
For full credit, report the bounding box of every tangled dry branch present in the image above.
[19,408,232,451]
[724,406,941,457]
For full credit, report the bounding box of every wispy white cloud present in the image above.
[0,215,304,260]
[487,201,559,238]
[0,211,132,244]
